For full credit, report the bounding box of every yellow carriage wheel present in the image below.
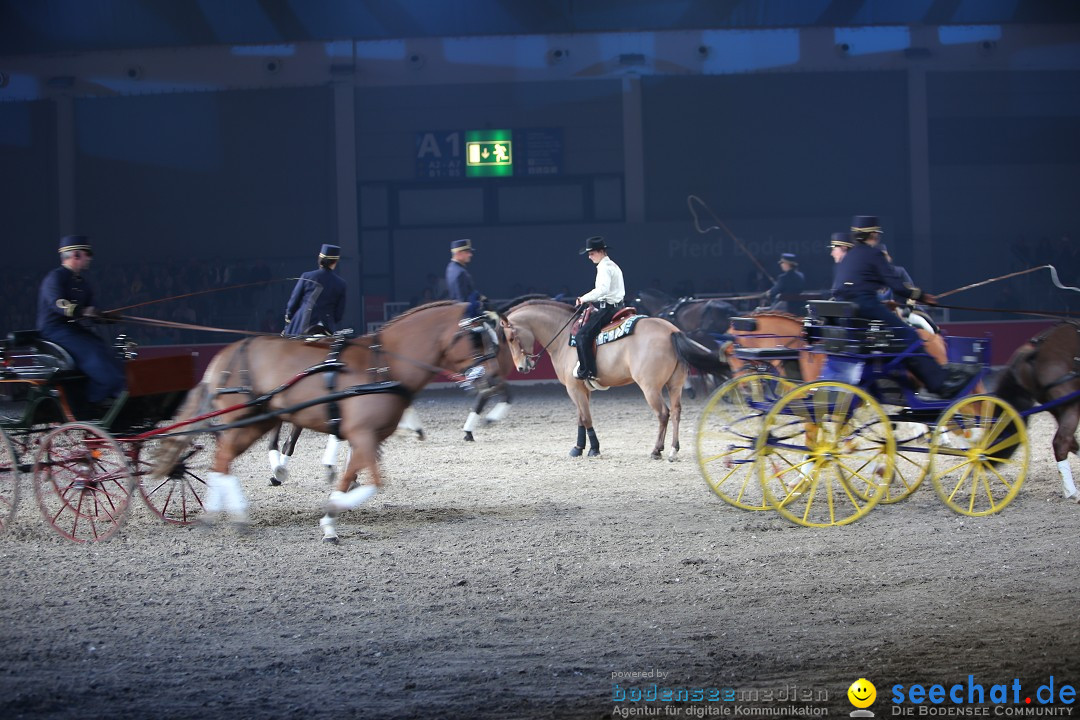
[757,381,894,527]
[696,373,797,510]
[879,410,933,504]
[928,395,1028,516]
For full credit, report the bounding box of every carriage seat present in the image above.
[807,300,857,319]
[1,330,79,379]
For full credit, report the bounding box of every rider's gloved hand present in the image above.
[921,293,939,306]
[82,306,99,319]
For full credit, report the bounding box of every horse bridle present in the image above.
[501,306,584,373]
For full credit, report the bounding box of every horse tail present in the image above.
[152,379,211,477]
[671,331,730,379]
[983,360,1035,461]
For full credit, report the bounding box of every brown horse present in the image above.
[995,321,1080,501]
[152,301,505,541]
[500,298,727,459]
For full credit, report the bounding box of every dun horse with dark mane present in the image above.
[152,301,505,541]
[500,298,727,459]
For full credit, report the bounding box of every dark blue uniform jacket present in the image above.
[284,268,347,336]
[832,244,923,301]
[36,266,126,404]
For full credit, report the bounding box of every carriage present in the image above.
[0,302,504,543]
[0,329,408,543]
[695,300,1035,527]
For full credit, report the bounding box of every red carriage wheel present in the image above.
[0,427,21,533]
[132,435,210,525]
[33,422,135,543]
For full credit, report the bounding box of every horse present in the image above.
[151,301,506,542]
[499,298,728,459]
[633,288,740,341]
[632,288,737,393]
[264,325,514,486]
[994,321,1080,501]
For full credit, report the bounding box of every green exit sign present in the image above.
[465,129,512,177]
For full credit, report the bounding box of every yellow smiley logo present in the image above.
[848,678,877,708]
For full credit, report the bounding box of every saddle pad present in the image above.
[569,315,646,347]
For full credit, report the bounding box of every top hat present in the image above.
[579,236,610,255]
[451,239,473,253]
[779,252,798,266]
[319,244,340,260]
[58,235,92,254]
[829,232,854,248]
[851,215,883,238]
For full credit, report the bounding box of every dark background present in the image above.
[2,0,1079,339]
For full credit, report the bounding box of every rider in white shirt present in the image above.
[574,236,625,380]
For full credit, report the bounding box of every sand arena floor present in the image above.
[1,383,1078,719]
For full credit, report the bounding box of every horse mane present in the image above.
[498,295,572,314]
[379,300,460,332]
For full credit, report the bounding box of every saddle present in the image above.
[570,307,636,337]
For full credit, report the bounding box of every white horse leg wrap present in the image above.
[399,406,422,431]
[463,411,481,433]
[319,514,338,540]
[485,401,511,423]
[208,471,248,516]
[321,435,340,467]
[1058,459,1078,499]
[329,484,377,512]
[268,449,280,471]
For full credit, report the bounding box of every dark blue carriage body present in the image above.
[803,301,989,416]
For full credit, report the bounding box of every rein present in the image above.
[112,313,271,336]
[105,278,300,315]
[510,305,584,363]
[930,303,1080,320]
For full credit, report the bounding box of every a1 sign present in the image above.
[415,131,464,179]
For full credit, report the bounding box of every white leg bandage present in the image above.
[485,401,511,423]
[329,484,377,512]
[268,449,280,471]
[208,471,248,517]
[463,411,481,433]
[319,514,338,541]
[321,435,340,467]
[1058,459,1078,499]
[398,406,422,431]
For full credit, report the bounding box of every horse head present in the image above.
[499,315,536,374]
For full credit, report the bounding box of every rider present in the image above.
[36,235,126,412]
[284,244,347,336]
[832,215,970,397]
[446,239,486,317]
[574,236,625,381]
[765,253,806,314]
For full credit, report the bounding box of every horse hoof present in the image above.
[416,430,426,441]
[269,475,282,487]
[569,446,584,457]
[322,535,339,544]
[270,465,288,486]
[323,468,337,485]
[667,451,679,463]
[650,450,662,460]
[463,431,475,442]
[587,448,601,457]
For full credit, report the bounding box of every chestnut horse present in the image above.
[995,321,1080,501]
[500,298,727,459]
[152,301,505,541]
